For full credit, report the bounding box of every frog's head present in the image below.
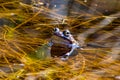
[51,28,72,45]
[53,28,72,43]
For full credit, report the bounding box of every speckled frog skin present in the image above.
[49,28,81,60]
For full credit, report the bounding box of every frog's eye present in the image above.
[63,30,70,37]
[54,28,60,33]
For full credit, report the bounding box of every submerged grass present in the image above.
[0,0,120,80]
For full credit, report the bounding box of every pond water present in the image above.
[0,0,120,80]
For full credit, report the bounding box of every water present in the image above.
[0,0,120,79]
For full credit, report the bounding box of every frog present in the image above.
[49,27,82,60]
[30,27,82,60]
